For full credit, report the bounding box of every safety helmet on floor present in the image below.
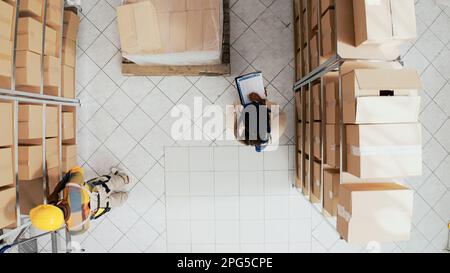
[30,205,65,232]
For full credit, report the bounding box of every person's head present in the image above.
[30,204,65,232]
[235,102,271,150]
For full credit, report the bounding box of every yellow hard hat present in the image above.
[30,205,65,232]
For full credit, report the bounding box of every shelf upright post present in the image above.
[13,100,21,228]
[320,77,325,210]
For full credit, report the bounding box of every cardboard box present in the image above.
[0,187,16,229]
[62,65,75,98]
[312,83,321,121]
[325,79,339,124]
[19,179,45,215]
[19,0,43,18]
[46,0,63,29]
[310,34,319,69]
[310,0,318,30]
[342,69,421,124]
[63,10,80,41]
[18,104,43,140]
[353,0,416,46]
[16,50,41,88]
[62,37,76,67]
[46,166,60,195]
[321,0,334,14]
[325,124,340,168]
[313,122,321,160]
[323,169,339,216]
[321,9,335,58]
[62,144,76,173]
[45,26,58,56]
[19,145,43,181]
[186,10,202,51]
[0,38,12,82]
[46,105,58,138]
[0,147,14,188]
[312,160,321,200]
[304,158,310,193]
[0,1,14,41]
[17,17,43,55]
[337,183,413,243]
[346,123,422,179]
[295,91,302,120]
[44,55,61,89]
[0,102,13,147]
[203,8,220,51]
[305,88,310,122]
[117,1,162,55]
[62,111,75,140]
[45,137,59,169]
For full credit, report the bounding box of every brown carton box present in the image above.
[45,105,58,138]
[323,169,339,216]
[17,17,43,55]
[325,79,339,124]
[0,147,14,188]
[0,1,14,41]
[0,187,16,228]
[44,55,61,90]
[62,111,75,140]
[325,124,339,168]
[0,38,12,86]
[313,122,321,160]
[337,183,413,243]
[19,145,43,181]
[346,123,422,179]
[63,10,80,42]
[312,160,321,201]
[342,69,421,124]
[353,0,416,46]
[45,26,58,56]
[19,0,43,18]
[46,0,63,29]
[62,144,76,173]
[321,0,334,14]
[170,12,187,52]
[16,50,41,89]
[312,83,321,121]
[19,104,43,141]
[62,37,76,67]
[45,137,59,169]
[62,65,75,98]
[203,9,220,51]
[0,101,13,147]
[321,9,335,58]
[19,179,44,214]
[310,0,318,30]
[46,166,60,194]
[186,10,203,51]
[305,123,310,155]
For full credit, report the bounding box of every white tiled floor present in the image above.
[58,0,450,253]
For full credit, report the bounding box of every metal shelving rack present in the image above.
[293,0,406,227]
[0,0,79,253]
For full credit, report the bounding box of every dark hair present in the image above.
[236,102,271,147]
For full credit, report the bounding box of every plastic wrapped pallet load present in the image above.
[117,0,223,66]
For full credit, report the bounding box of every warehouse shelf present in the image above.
[0,0,79,254]
[293,0,420,242]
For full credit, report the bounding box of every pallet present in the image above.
[121,0,231,77]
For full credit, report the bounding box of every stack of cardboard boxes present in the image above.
[295,0,422,243]
[117,0,223,66]
[61,10,79,98]
[43,0,62,96]
[0,101,16,229]
[18,103,44,214]
[0,1,15,89]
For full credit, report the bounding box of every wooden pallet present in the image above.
[121,0,231,77]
